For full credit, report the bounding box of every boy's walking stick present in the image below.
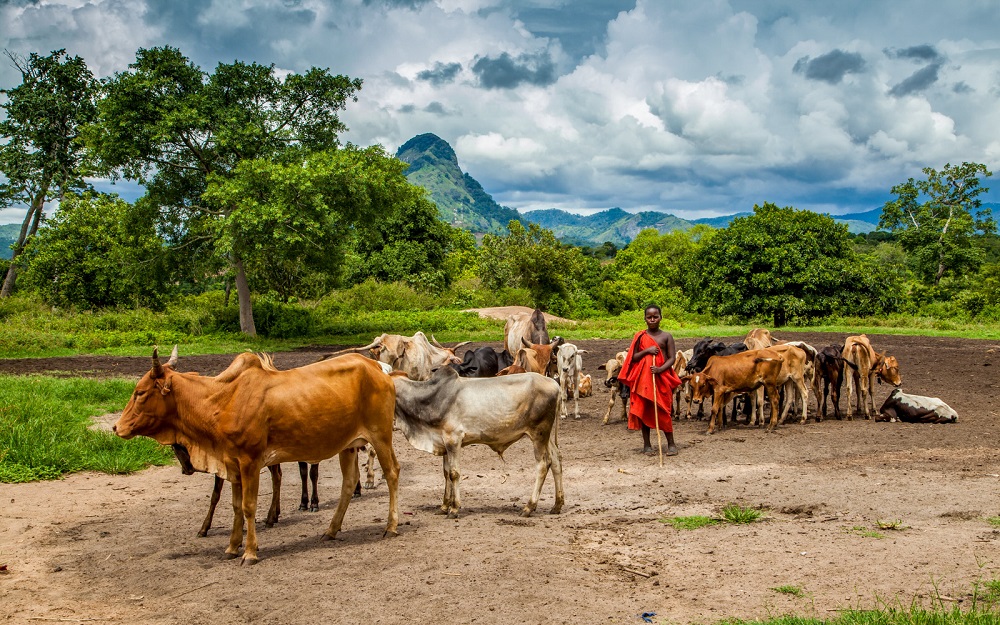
[651,369,663,467]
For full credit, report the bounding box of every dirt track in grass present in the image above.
[2,333,1000,624]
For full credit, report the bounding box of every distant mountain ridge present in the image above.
[0,223,19,260]
[395,133,896,246]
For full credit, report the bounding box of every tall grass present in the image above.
[0,375,174,482]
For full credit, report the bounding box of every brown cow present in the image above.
[113,349,400,565]
[504,308,550,355]
[684,349,784,434]
[842,334,902,419]
[521,336,564,377]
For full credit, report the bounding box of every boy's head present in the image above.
[644,304,662,328]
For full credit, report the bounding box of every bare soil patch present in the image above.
[2,333,1000,624]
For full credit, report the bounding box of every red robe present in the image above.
[618,330,681,433]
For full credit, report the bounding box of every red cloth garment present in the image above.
[618,330,681,433]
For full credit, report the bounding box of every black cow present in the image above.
[450,347,514,378]
[815,344,849,420]
[686,339,749,421]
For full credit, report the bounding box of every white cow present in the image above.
[392,367,564,518]
[556,342,586,419]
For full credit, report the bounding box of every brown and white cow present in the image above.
[877,389,958,423]
[578,374,593,398]
[597,350,627,425]
[329,332,470,380]
[504,308,550,356]
[114,349,399,565]
[392,367,564,518]
[684,349,784,434]
[842,334,902,420]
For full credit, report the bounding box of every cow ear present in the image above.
[598,363,607,371]
[522,337,532,348]
[680,374,691,383]
[160,378,173,395]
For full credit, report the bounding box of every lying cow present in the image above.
[877,389,958,423]
[578,374,593,398]
[392,367,564,518]
[450,346,514,378]
[504,308,550,356]
[114,349,400,565]
[330,331,470,380]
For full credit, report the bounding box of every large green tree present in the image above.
[0,49,99,297]
[87,46,362,334]
[20,193,169,309]
[690,203,900,326]
[880,162,994,285]
[478,220,586,311]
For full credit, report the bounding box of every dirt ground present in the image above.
[2,332,1000,625]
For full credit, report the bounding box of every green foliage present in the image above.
[881,162,994,285]
[598,227,707,314]
[0,375,174,482]
[771,586,806,597]
[659,515,719,530]
[986,517,1000,527]
[478,220,590,311]
[20,193,170,309]
[846,525,885,539]
[691,203,903,326]
[721,503,764,524]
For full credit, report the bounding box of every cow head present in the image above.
[429,334,470,365]
[578,374,593,397]
[684,373,715,403]
[598,357,622,388]
[873,353,902,386]
[114,346,179,440]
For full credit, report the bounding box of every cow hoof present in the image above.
[264,520,275,528]
[446,511,460,519]
[322,532,338,541]
[298,504,308,511]
[224,551,240,560]
[309,505,319,512]
[240,555,258,566]
[520,507,535,518]
[550,505,563,515]
[364,481,375,490]
[383,528,399,538]
[197,530,208,538]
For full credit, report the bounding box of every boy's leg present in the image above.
[641,424,652,454]
[666,431,678,456]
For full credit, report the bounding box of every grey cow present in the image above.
[392,367,565,518]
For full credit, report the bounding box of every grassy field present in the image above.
[0,375,174,482]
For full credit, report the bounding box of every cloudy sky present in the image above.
[2,0,999,224]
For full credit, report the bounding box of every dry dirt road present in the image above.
[2,333,1000,624]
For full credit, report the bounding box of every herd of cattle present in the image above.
[111,309,958,564]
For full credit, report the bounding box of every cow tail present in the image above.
[553,389,563,448]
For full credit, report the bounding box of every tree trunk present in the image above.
[233,256,257,336]
[0,189,45,298]
[223,279,232,307]
[773,308,787,328]
[934,256,946,286]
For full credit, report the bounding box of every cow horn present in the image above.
[151,346,164,378]
[325,336,384,358]
[522,337,533,348]
[430,335,445,348]
[166,344,179,368]
[451,341,471,351]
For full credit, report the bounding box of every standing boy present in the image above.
[618,304,681,456]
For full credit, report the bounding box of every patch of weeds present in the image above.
[659,515,719,530]
[986,516,1000,527]
[770,585,805,597]
[721,503,763,524]
[980,579,1000,601]
[846,525,885,539]
[876,519,909,531]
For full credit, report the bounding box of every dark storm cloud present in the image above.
[889,62,942,96]
[953,81,973,94]
[141,2,317,69]
[363,0,433,8]
[416,62,462,86]
[792,49,866,84]
[424,101,448,115]
[471,51,556,89]
[511,0,635,60]
[885,44,940,62]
